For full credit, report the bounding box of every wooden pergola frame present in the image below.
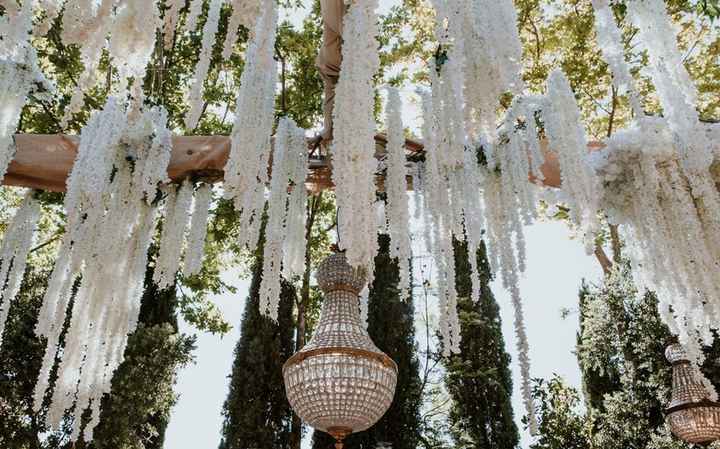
[1,0,570,195]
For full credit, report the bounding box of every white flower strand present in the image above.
[183,0,205,34]
[185,0,223,130]
[222,0,263,59]
[383,87,412,299]
[259,117,307,320]
[544,69,602,253]
[154,179,194,290]
[108,0,161,87]
[418,88,461,355]
[330,0,380,276]
[163,0,185,50]
[183,183,213,277]
[0,191,41,346]
[461,0,524,140]
[223,1,278,251]
[33,98,173,440]
[60,0,117,127]
[591,0,644,118]
[282,128,309,281]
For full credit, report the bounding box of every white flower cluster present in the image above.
[544,69,602,253]
[154,179,194,290]
[31,97,173,441]
[184,183,214,277]
[59,0,160,125]
[108,0,161,87]
[223,1,278,251]
[417,89,461,356]
[223,0,263,59]
[587,0,720,371]
[0,191,41,346]
[330,0,380,276]
[383,88,412,299]
[259,117,308,320]
[185,0,223,130]
[416,0,540,430]
[461,0,523,140]
[0,3,54,184]
[163,0,186,50]
[591,0,643,117]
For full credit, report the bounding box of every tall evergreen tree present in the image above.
[219,253,297,449]
[443,239,519,449]
[312,234,422,449]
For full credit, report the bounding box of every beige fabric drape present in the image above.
[317,0,347,143]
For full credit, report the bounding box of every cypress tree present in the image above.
[443,239,519,449]
[312,234,422,449]
[219,257,297,449]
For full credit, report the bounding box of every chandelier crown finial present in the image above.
[316,251,367,294]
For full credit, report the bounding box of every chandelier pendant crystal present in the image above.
[283,252,398,448]
[665,344,720,444]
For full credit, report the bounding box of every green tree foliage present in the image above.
[530,375,591,449]
[312,234,422,449]
[0,265,195,449]
[532,265,720,449]
[442,239,519,449]
[219,249,297,449]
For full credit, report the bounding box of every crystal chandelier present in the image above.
[665,344,720,444]
[283,252,398,448]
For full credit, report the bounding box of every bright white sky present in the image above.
[164,2,604,449]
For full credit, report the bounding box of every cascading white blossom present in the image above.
[330,0,380,276]
[32,97,173,441]
[461,0,524,140]
[154,179,194,290]
[591,0,643,118]
[588,1,720,380]
[163,0,185,50]
[544,69,602,252]
[359,286,370,331]
[183,183,213,277]
[259,117,307,320]
[108,0,161,86]
[0,1,54,184]
[418,88,461,355]
[183,0,205,34]
[0,191,41,346]
[222,0,263,59]
[59,0,116,126]
[185,0,223,130]
[223,1,278,251]
[383,87,412,298]
[0,56,51,185]
[282,132,309,281]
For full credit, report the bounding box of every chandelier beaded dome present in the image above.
[283,252,398,447]
[665,344,720,444]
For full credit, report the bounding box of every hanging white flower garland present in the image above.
[31,97,174,441]
[154,179,194,290]
[185,0,223,130]
[0,190,41,346]
[330,0,380,277]
[223,0,278,251]
[383,87,412,299]
[222,0,263,59]
[184,183,214,277]
[259,117,308,320]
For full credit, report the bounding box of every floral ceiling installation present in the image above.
[0,0,718,442]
